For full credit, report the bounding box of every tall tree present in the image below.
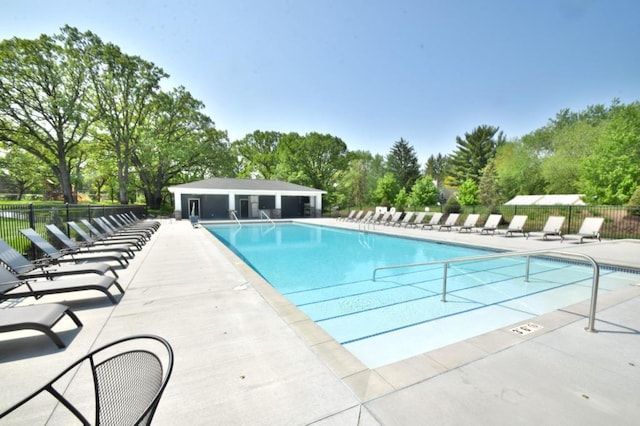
[0,147,47,200]
[408,175,438,208]
[579,102,640,204]
[131,87,230,209]
[233,130,282,179]
[493,140,545,199]
[449,125,505,185]
[387,138,420,192]
[373,173,400,206]
[78,26,168,204]
[424,153,449,187]
[0,29,95,203]
[478,159,504,208]
[278,132,348,191]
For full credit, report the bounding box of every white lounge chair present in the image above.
[338,210,356,221]
[394,211,415,227]
[527,216,565,240]
[455,214,480,233]
[479,214,502,235]
[421,213,443,230]
[563,217,604,243]
[438,213,460,231]
[384,212,402,226]
[347,211,364,222]
[406,212,427,228]
[504,215,528,237]
[375,211,392,225]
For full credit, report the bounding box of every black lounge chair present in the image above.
[0,303,82,348]
[113,214,158,233]
[0,265,124,304]
[0,237,119,280]
[67,221,143,251]
[94,217,151,242]
[20,228,129,268]
[0,335,173,425]
[46,224,136,259]
[125,212,161,230]
[104,215,155,237]
[80,219,146,247]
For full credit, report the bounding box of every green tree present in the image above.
[395,188,409,211]
[450,125,505,185]
[374,173,400,206]
[540,121,601,194]
[278,132,348,191]
[408,176,438,208]
[493,140,545,199]
[79,26,168,204]
[387,138,421,192]
[0,29,95,203]
[579,103,640,204]
[424,153,449,187]
[234,130,282,179]
[0,147,47,199]
[457,178,480,206]
[478,159,504,208]
[131,87,228,209]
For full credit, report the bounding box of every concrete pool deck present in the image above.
[0,218,639,425]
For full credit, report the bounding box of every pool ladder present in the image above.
[373,248,601,332]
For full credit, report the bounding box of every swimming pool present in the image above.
[206,222,638,368]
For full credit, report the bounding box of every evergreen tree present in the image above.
[386,138,421,192]
[450,125,505,185]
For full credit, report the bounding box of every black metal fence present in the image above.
[430,204,640,240]
[0,203,148,259]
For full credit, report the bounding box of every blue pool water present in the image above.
[207,222,638,368]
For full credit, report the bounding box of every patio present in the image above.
[1,218,639,425]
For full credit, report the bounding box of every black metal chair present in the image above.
[0,335,174,425]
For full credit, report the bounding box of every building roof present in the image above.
[168,178,326,193]
[505,194,586,206]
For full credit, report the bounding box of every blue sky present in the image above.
[2,1,639,163]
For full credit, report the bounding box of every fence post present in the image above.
[65,203,70,235]
[28,203,35,229]
[567,205,573,233]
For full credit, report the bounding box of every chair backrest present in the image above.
[483,214,502,229]
[81,219,106,237]
[444,213,459,226]
[578,217,604,235]
[462,214,480,227]
[390,212,402,222]
[68,221,94,242]
[428,213,443,225]
[0,266,24,294]
[378,211,391,222]
[0,238,36,275]
[19,228,63,259]
[543,216,565,233]
[413,212,426,224]
[0,335,173,425]
[401,212,414,223]
[45,224,81,251]
[508,215,527,230]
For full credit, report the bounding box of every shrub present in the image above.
[627,187,640,216]
[443,195,461,213]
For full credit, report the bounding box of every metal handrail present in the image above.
[230,211,241,227]
[260,210,275,225]
[373,248,601,332]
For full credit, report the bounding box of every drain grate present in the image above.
[511,322,543,335]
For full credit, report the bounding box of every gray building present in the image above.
[168,178,327,220]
